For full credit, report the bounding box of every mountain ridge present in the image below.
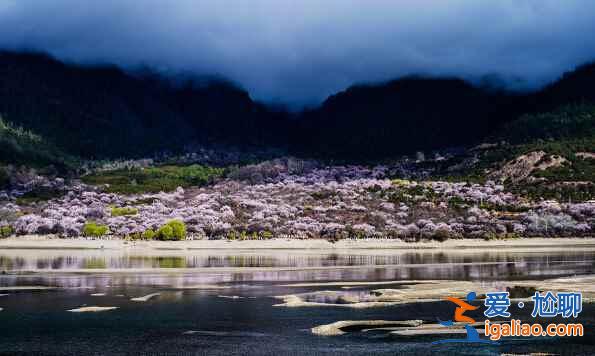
[1,50,595,165]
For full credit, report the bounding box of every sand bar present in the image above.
[67,306,119,312]
[130,293,160,302]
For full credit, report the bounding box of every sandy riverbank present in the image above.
[0,235,594,252]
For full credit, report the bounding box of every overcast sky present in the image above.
[1,0,595,107]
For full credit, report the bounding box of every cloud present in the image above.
[1,0,595,107]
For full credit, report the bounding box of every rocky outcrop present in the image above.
[489,151,568,183]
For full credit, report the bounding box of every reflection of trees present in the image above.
[0,250,591,289]
[0,256,13,269]
[3,250,592,271]
[83,258,106,269]
[157,257,186,268]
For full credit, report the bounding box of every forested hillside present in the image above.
[1,51,594,166]
[295,62,595,159]
[0,52,287,160]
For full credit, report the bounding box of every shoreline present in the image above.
[0,235,594,252]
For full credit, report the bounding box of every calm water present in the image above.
[0,249,593,355]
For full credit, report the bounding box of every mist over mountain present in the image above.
[2,0,595,107]
[1,50,595,165]
[2,1,595,164]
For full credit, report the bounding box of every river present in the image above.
[0,248,593,355]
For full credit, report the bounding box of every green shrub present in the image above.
[483,232,520,241]
[391,179,411,187]
[156,225,173,240]
[82,164,224,194]
[0,225,13,238]
[110,206,139,217]
[142,229,156,240]
[167,220,186,240]
[227,230,238,240]
[126,232,143,240]
[260,230,273,239]
[155,220,187,241]
[82,222,109,237]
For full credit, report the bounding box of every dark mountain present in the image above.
[0,51,288,159]
[293,62,595,159]
[1,50,594,165]
[294,77,524,158]
[535,61,595,107]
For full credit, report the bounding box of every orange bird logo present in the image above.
[446,296,478,323]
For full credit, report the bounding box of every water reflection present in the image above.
[0,250,593,270]
[0,249,592,289]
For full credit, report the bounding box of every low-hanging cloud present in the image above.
[1,0,595,107]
